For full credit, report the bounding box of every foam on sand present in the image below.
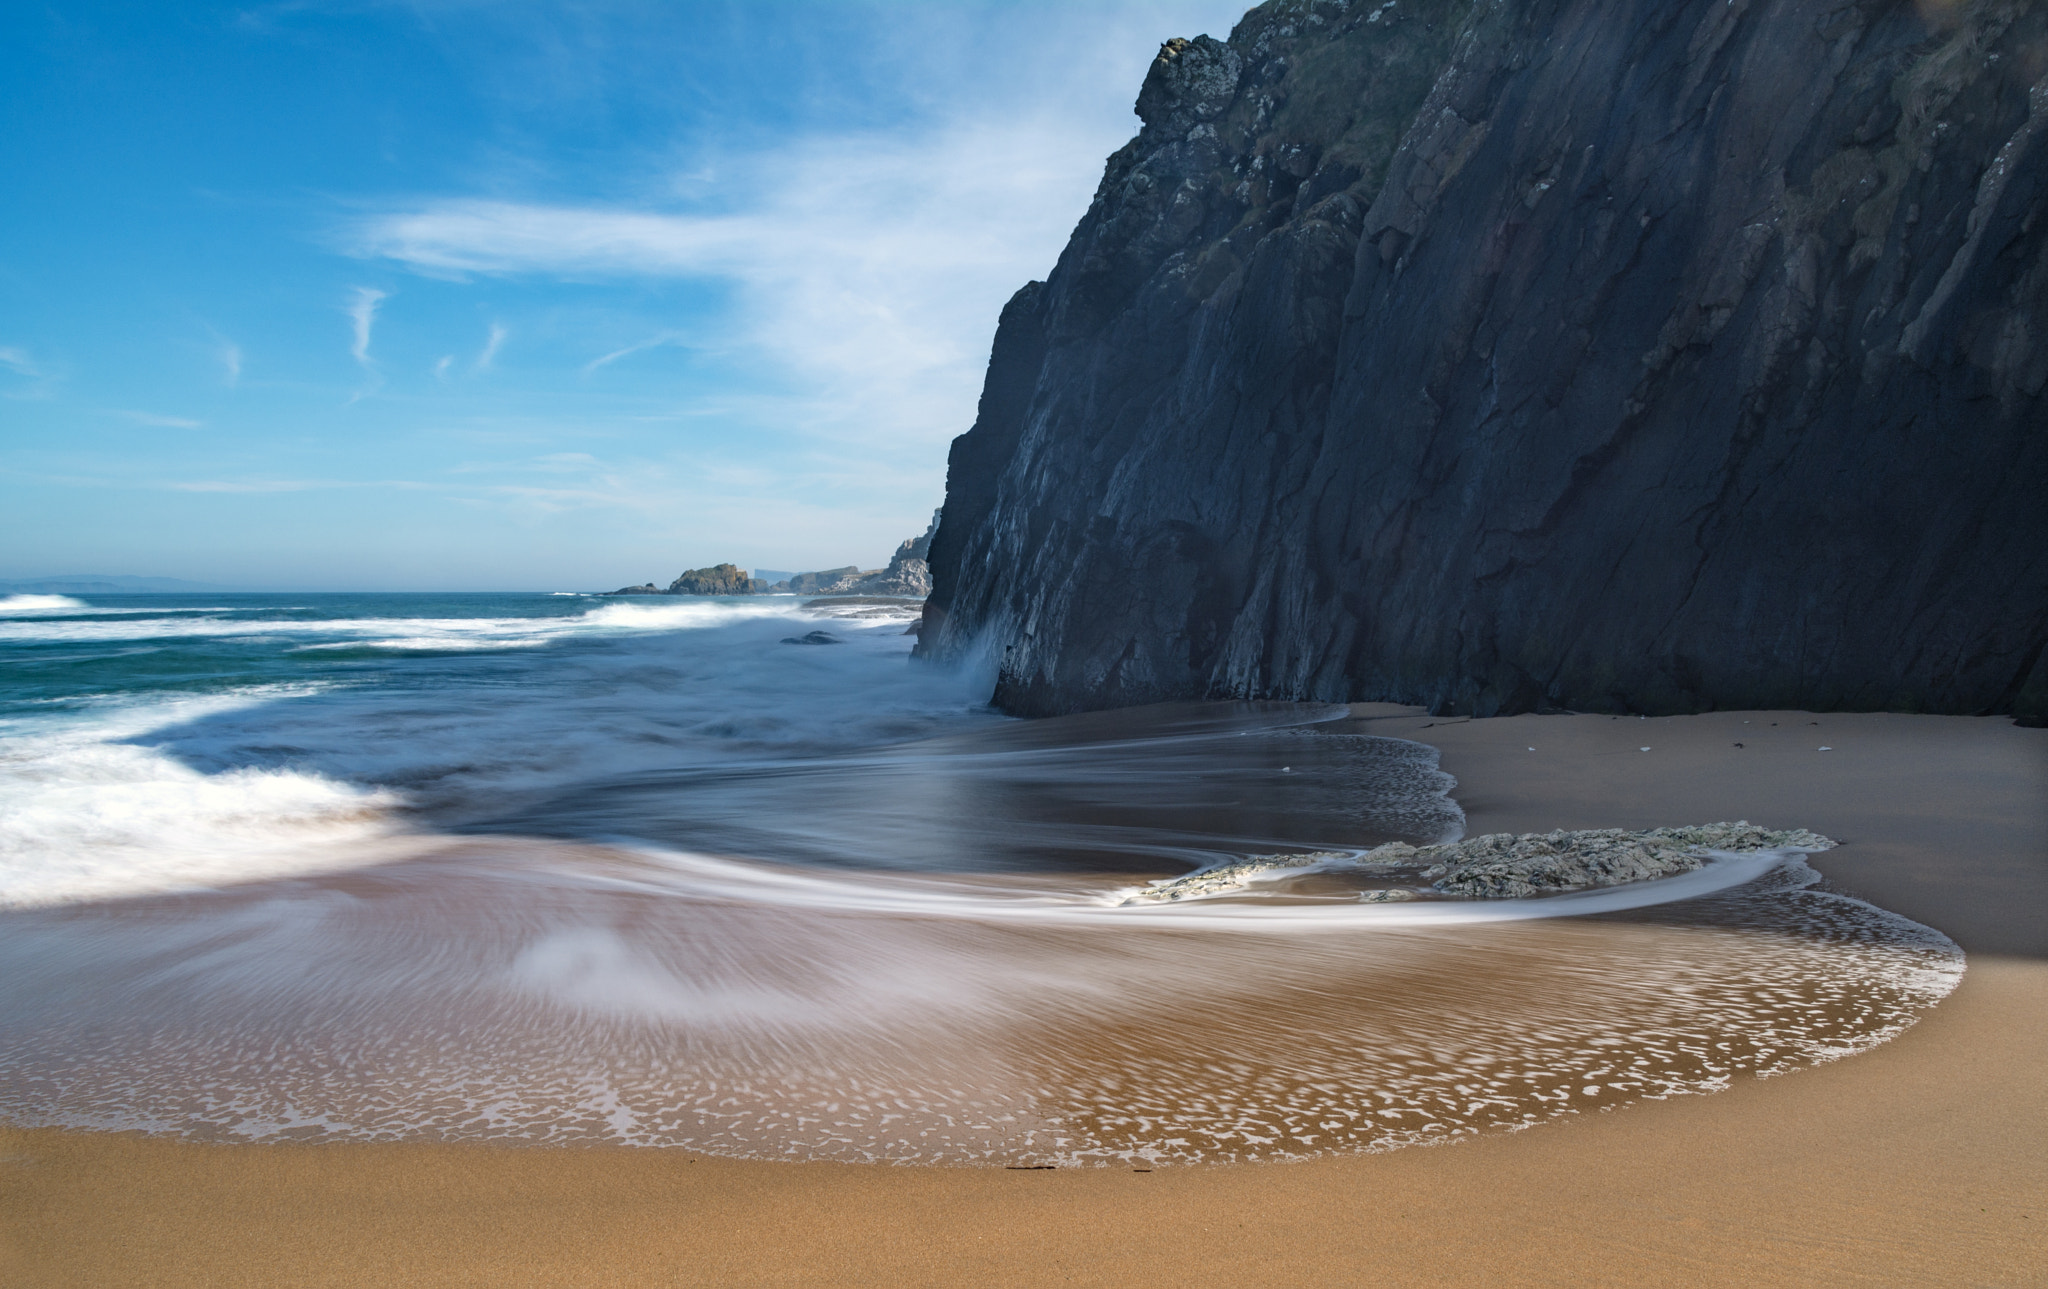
[1124,822,1836,904]
[0,844,1960,1164]
[0,598,1983,1171]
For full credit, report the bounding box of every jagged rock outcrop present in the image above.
[843,555,932,599]
[847,516,938,597]
[784,512,942,597]
[902,508,941,563]
[784,566,861,594]
[667,564,763,596]
[919,0,2048,720]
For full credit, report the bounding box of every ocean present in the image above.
[0,590,1007,906]
[0,592,1964,1164]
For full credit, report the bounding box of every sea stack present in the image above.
[917,0,2048,720]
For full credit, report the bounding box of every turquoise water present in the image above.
[1,592,611,710]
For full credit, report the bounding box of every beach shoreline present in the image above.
[4,708,2043,1285]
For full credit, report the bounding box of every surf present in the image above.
[0,592,1969,1165]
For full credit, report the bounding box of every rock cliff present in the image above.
[919,0,2048,719]
[784,566,864,595]
[785,511,941,597]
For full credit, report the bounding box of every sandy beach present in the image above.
[3,707,2042,1286]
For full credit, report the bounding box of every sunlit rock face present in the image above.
[919,0,2048,719]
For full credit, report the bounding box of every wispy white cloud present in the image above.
[194,323,243,387]
[474,321,507,371]
[163,477,433,494]
[167,479,320,493]
[433,354,454,380]
[349,107,1144,459]
[582,330,689,374]
[346,287,386,365]
[362,203,738,277]
[116,410,205,428]
[324,0,1253,566]
[342,287,389,402]
[531,451,600,470]
[0,344,59,399]
[451,451,602,475]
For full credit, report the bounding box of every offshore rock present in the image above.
[667,564,759,596]
[918,0,2048,720]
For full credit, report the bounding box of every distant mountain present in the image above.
[0,575,234,594]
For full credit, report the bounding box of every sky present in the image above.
[1,0,1252,590]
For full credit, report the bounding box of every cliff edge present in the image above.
[918,0,2048,719]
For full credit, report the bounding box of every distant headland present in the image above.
[602,511,937,599]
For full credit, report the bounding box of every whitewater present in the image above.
[0,592,1963,1164]
[0,591,999,906]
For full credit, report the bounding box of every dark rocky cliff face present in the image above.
[919,0,2048,719]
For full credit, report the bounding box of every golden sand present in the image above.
[2,709,2042,1285]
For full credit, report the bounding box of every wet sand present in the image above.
[3,708,2044,1285]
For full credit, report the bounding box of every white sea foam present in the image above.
[0,604,990,908]
[290,635,559,652]
[0,594,88,613]
[0,592,1975,1167]
[0,596,1970,1166]
[0,689,421,908]
[576,598,822,629]
[0,846,1964,1163]
[556,841,1787,929]
[0,596,849,646]
[0,599,251,619]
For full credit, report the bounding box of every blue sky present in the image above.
[1,0,1250,589]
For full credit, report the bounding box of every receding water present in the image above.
[0,593,1963,1164]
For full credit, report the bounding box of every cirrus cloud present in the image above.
[348,111,1122,453]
